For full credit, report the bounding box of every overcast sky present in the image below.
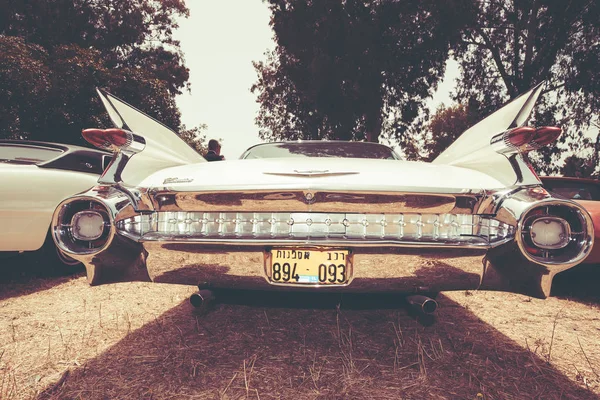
[174,1,458,159]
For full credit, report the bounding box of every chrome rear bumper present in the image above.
[143,243,486,293]
[52,185,595,299]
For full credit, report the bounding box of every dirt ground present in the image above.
[0,258,599,400]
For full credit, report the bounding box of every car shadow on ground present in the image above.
[37,291,597,400]
[0,253,84,302]
[552,263,600,304]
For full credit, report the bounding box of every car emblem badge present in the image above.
[305,192,315,203]
[163,177,194,184]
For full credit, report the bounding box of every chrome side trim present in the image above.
[98,150,132,185]
[507,153,542,186]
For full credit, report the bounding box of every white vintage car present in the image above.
[0,140,110,271]
[50,85,594,311]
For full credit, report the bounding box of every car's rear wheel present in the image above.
[26,230,84,276]
[54,246,80,267]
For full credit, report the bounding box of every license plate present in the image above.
[269,248,350,285]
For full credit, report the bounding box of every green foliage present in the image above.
[561,155,597,178]
[0,0,205,152]
[252,0,475,143]
[178,124,209,155]
[452,0,600,174]
[404,103,481,161]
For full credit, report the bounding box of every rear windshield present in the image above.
[543,180,600,201]
[0,144,63,165]
[242,142,400,160]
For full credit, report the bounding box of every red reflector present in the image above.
[82,128,130,151]
[532,126,561,146]
[506,126,535,147]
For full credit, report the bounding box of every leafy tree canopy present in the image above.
[0,0,205,150]
[446,0,599,174]
[252,0,475,143]
[404,102,481,161]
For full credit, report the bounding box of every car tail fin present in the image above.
[87,89,204,186]
[434,82,545,165]
[432,83,560,187]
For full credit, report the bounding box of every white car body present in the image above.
[51,85,595,299]
[139,157,505,193]
[0,142,108,252]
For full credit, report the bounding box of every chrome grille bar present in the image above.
[117,212,513,244]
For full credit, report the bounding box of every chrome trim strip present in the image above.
[126,235,504,249]
[143,189,486,214]
[263,170,360,178]
[508,153,542,186]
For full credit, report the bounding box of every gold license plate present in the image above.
[270,248,350,285]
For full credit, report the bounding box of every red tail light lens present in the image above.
[531,126,562,147]
[82,128,130,151]
[104,128,129,147]
[506,126,536,147]
[81,129,109,149]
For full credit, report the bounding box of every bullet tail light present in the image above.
[82,128,146,154]
[491,126,562,154]
[82,128,146,185]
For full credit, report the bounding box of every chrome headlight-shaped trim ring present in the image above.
[515,199,594,268]
[52,196,116,256]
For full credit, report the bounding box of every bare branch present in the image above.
[523,0,540,71]
[541,82,567,95]
[512,0,521,79]
[474,27,516,97]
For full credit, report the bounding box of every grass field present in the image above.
[0,259,598,399]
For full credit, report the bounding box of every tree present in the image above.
[451,0,600,174]
[178,124,209,155]
[252,0,476,143]
[405,102,481,161]
[561,154,597,178]
[0,0,205,151]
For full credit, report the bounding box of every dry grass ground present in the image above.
[0,258,599,399]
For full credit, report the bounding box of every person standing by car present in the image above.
[204,139,225,161]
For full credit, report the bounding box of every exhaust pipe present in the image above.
[406,295,438,314]
[189,289,215,308]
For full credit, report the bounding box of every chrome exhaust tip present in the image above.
[406,295,438,314]
[189,289,215,308]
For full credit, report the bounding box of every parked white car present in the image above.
[51,85,594,312]
[0,140,110,271]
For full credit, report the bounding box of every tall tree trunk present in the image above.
[364,110,382,143]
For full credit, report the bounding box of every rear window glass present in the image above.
[543,180,600,201]
[242,142,400,160]
[0,144,63,165]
